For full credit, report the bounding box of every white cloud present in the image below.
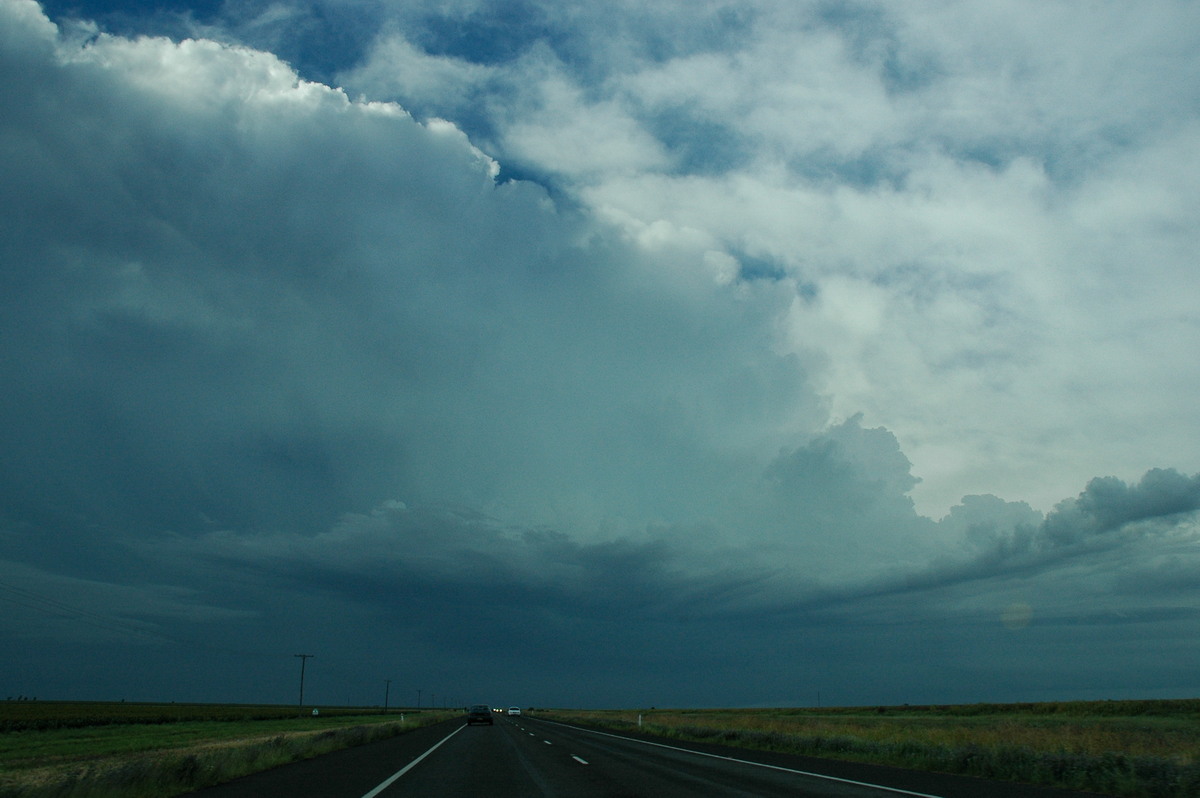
[343,32,495,110]
[328,0,1200,517]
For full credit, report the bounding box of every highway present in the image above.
[184,714,1107,797]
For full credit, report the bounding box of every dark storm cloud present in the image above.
[123,462,1199,707]
[143,502,753,621]
[3,1,1199,708]
[934,469,1200,582]
[0,0,817,560]
[1044,469,1200,544]
[0,0,815,593]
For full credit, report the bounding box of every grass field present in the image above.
[541,700,1200,798]
[3,699,1198,797]
[0,701,454,797]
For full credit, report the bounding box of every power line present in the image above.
[0,578,277,660]
[0,579,164,641]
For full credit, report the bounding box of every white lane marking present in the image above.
[572,755,589,765]
[538,720,945,798]
[544,740,553,745]
[360,725,464,798]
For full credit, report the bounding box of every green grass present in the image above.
[0,702,454,798]
[540,700,1200,798]
[6,699,1198,797]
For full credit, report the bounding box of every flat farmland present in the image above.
[2,699,1198,797]
[542,700,1200,797]
[0,701,453,797]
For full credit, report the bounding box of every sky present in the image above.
[2,0,1199,710]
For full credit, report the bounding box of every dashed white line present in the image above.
[544,740,553,745]
[539,720,945,798]
[572,755,589,765]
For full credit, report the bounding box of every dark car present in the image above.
[467,704,493,725]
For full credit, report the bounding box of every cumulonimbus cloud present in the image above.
[4,0,1200,706]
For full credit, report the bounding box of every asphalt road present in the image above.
[184,714,1109,798]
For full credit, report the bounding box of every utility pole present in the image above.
[294,654,314,714]
[383,680,391,714]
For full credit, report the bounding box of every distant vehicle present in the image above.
[507,706,521,716]
[467,704,493,725]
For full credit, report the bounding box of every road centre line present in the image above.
[360,725,464,798]
[539,720,945,798]
[572,755,589,765]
